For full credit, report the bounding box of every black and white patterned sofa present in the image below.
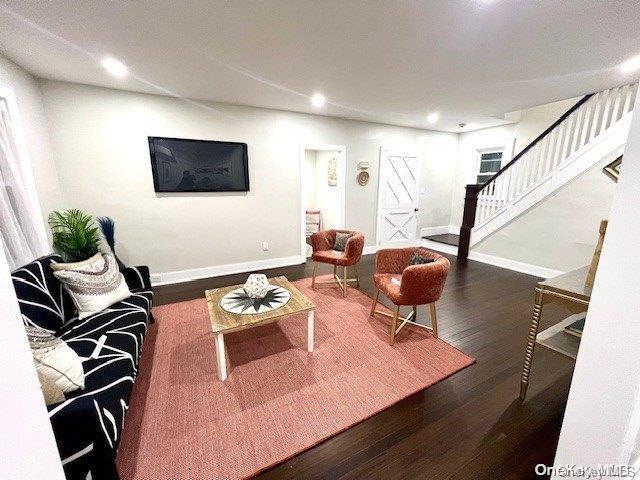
[11,254,154,480]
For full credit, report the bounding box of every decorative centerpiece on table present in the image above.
[220,274,291,314]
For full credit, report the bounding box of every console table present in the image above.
[519,266,592,399]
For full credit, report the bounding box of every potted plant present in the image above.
[48,209,101,262]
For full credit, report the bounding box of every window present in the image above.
[476,149,504,185]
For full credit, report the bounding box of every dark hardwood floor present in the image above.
[154,254,574,479]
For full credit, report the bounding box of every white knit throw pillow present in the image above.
[53,253,131,319]
[27,326,84,405]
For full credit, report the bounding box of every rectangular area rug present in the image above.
[116,276,475,479]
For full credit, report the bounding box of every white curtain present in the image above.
[0,97,49,270]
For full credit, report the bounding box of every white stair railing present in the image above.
[474,83,637,229]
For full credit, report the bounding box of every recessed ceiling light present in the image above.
[101,57,128,78]
[311,93,326,108]
[621,55,640,74]
[427,112,439,124]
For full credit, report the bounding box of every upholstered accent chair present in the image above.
[310,229,365,297]
[370,247,450,345]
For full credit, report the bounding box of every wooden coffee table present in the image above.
[205,276,316,381]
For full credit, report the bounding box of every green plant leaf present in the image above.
[48,209,101,262]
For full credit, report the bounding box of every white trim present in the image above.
[420,239,458,256]
[467,251,563,279]
[419,225,461,238]
[471,116,631,246]
[151,255,303,286]
[469,136,516,185]
[299,143,347,261]
[363,245,378,255]
[419,226,450,237]
[419,238,562,278]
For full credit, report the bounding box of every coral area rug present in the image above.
[116,276,474,480]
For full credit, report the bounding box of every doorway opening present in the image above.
[299,144,346,260]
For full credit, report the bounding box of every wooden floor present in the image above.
[154,254,575,479]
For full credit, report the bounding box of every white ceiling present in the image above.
[1,0,639,132]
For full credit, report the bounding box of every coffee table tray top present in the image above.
[206,276,315,335]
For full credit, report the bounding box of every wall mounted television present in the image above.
[148,137,249,192]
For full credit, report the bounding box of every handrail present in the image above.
[478,93,594,193]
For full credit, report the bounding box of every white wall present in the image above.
[0,55,63,230]
[303,150,317,211]
[0,245,65,480]
[450,124,516,227]
[552,100,640,477]
[474,157,617,272]
[39,80,458,275]
[448,94,619,273]
[512,96,580,153]
[450,96,583,229]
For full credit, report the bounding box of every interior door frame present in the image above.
[299,143,347,262]
[375,146,421,248]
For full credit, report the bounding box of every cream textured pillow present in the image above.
[53,253,131,319]
[27,326,84,405]
[51,252,105,272]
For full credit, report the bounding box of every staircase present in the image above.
[458,83,637,261]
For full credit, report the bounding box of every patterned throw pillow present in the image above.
[27,326,84,405]
[51,252,105,272]
[333,232,352,252]
[53,253,131,319]
[409,253,435,265]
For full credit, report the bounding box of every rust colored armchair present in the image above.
[310,229,365,296]
[370,247,450,345]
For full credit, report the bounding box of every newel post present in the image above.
[458,184,480,263]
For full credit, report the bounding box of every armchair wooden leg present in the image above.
[412,305,417,322]
[333,264,337,277]
[370,289,379,317]
[354,264,360,288]
[429,302,438,338]
[389,305,400,345]
[311,261,318,288]
[343,266,348,297]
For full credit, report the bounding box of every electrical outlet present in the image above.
[150,273,162,284]
[262,241,269,251]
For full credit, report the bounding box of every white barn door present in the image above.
[376,148,421,248]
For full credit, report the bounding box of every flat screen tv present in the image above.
[148,137,249,192]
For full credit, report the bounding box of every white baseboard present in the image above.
[420,225,461,237]
[420,226,450,237]
[419,239,562,278]
[151,255,304,286]
[420,239,458,255]
[467,251,562,279]
[363,245,378,255]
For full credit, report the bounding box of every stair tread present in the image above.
[422,233,460,247]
